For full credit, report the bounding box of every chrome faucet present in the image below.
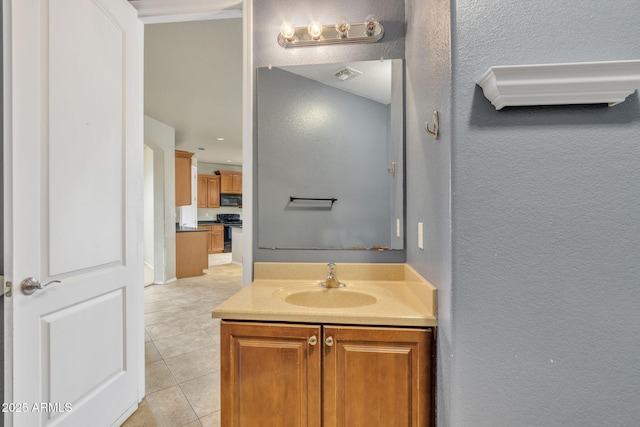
[319,262,345,288]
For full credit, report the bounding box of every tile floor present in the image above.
[122,256,242,427]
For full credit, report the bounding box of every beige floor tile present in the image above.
[143,292,173,304]
[145,299,181,314]
[129,263,240,425]
[145,317,204,341]
[121,398,156,427]
[199,411,221,427]
[181,302,222,318]
[153,330,215,359]
[145,341,163,365]
[164,346,218,384]
[145,385,198,427]
[144,284,179,297]
[144,307,188,326]
[180,372,220,418]
[195,315,221,340]
[145,360,177,394]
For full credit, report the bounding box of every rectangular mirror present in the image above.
[257,59,404,250]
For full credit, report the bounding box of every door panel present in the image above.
[5,0,143,425]
[49,0,125,275]
[46,289,125,405]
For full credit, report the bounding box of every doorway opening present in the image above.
[134,9,246,423]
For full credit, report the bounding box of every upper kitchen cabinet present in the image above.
[198,174,221,208]
[175,150,194,206]
[216,170,242,194]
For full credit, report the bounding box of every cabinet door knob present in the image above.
[325,336,334,347]
[308,335,318,346]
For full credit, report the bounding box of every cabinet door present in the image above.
[219,172,232,193]
[211,225,224,253]
[175,150,193,206]
[232,172,242,193]
[323,326,434,427]
[221,322,322,427]
[197,175,207,208]
[207,175,220,208]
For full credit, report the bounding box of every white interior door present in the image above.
[4,0,144,426]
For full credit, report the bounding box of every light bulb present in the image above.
[335,16,350,38]
[307,20,323,40]
[364,14,379,36]
[280,22,296,41]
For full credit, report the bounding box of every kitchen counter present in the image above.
[212,263,437,327]
[176,225,208,233]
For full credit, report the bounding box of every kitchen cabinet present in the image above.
[216,170,242,194]
[197,224,224,254]
[175,150,194,206]
[175,229,208,278]
[197,174,220,208]
[221,321,435,427]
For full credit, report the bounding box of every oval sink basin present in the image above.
[284,289,377,308]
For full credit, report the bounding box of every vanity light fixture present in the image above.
[279,22,296,42]
[307,20,323,40]
[364,14,379,36]
[277,15,384,48]
[335,16,350,38]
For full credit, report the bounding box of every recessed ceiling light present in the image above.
[216,137,225,141]
[226,160,232,163]
[198,147,205,150]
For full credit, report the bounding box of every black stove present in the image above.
[217,214,242,252]
[216,213,242,225]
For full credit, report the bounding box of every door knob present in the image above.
[21,277,61,295]
[325,336,334,347]
[308,336,318,346]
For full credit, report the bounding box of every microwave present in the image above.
[220,193,242,207]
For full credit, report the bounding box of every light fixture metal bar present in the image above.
[277,22,384,48]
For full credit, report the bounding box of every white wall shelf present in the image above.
[476,60,640,110]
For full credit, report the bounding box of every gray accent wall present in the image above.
[252,0,406,263]
[440,1,640,425]
[404,0,452,426]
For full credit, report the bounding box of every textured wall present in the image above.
[252,0,406,263]
[404,0,452,425]
[450,1,640,425]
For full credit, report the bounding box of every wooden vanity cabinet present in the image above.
[221,321,435,427]
[197,174,220,208]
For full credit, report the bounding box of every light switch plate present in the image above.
[418,222,424,249]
